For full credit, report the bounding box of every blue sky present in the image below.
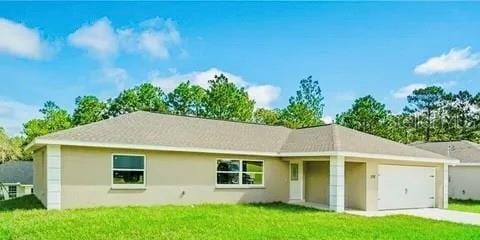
[1,2,480,135]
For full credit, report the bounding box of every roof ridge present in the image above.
[137,111,290,129]
[331,124,340,151]
[37,113,132,140]
[278,128,295,152]
[462,140,480,146]
[37,111,290,141]
[334,124,450,159]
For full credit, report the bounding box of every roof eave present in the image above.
[24,139,40,151]
[280,151,452,163]
[29,139,452,164]
[450,162,480,167]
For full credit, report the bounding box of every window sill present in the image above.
[215,185,265,189]
[111,185,146,190]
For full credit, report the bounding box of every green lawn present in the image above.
[449,199,480,214]
[1,195,480,240]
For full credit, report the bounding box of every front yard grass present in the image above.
[1,195,480,240]
[449,198,480,214]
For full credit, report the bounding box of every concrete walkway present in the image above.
[289,202,480,225]
[347,208,480,225]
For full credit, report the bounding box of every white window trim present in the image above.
[8,185,17,198]
[111,153,146,189]
[215,159,265,188]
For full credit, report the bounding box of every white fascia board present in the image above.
[280,151,450,163]
[29,139,280,157]
[450,163,480,167]
[24,140,37,151]
[29,139,450,163]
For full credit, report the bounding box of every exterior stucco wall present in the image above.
[345,162,366,210]
[304,161,329,204]
[32,147,47,206]
[298,160,367,210]
[449,166,480,200]
[21,185,33,196]
[60,146,289,209]
[356,158,446,211]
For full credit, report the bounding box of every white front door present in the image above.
[289,162,303,201]
[378,165,436,210]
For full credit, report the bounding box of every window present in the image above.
[216,160,264,186]
[291,163,299,181]
[8,186,17,199]
[112,154,145,188]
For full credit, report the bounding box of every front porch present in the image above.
[288,156,366,212]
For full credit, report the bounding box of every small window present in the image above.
[112,154,145,188]
[8,186,17,198]
[216,160,264,186]
[291,163,299,181]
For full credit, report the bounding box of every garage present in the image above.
[378,165,435,210]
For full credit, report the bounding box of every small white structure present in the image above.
[0,161,33,200]
[414,141,480,200]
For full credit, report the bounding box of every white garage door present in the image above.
[378,165,435,210]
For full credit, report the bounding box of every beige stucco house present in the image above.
[414,141,480,200]
[26,111,455,212]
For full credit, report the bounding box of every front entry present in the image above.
[289,162,303,200]
[378,165,436,210]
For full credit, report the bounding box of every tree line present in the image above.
[336,86,480,143]
[1,74,479,162]
[1,75,325,161]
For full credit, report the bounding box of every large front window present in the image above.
[112,154,145,188]
[216,160,264,186]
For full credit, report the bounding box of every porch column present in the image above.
[46,145,61,210]
[443,163,449,209]
[329,155,345,212]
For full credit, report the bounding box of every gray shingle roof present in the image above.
[34,111,447,160]
[413,141,480,163]
[280,124,445,159]
[38,111,291,153]
[0,161,33,184]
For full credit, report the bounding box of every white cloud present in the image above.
[149,67,246,91]
[101,67,129,90]
[149,68,281,108]
[137,18,181,59]
[392,83,427,99]
[392,80,458,100]
[68,17,182,60]
[247,85,281,109]
[414,47,480,75]
[0,18,50,60]
[68,17,118,59]
[0,98,40,135]
[322,115,334,124]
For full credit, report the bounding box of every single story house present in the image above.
[26,111,455,212]
[414,141,480,200]
[0,161,33,200]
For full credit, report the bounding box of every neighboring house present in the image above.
[26,111,455,212]
[0,161,33,200]
[414,141,480,200]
